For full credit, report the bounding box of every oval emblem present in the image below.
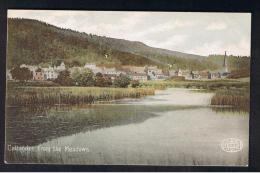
[221,138,243,153]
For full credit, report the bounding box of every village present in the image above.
[6,55,230,83]
[6,61,230,82]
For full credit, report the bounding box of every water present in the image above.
[5,88,249,166]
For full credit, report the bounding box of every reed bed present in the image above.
[211,89,250,111]
[141,79,250,111]
[141,79,249,91]
[7,86,155,106]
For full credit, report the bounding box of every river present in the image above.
[5,88,249,166]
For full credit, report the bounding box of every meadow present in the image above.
[6,78,250,111]
[140,79,249,90]
[6,84,155,106]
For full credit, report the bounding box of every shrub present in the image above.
[54,70,73,86]
[71,68,94,86]
[131,80,140,88]
[10,66,33,81]
[169,76,185,81]
[114,74,131,88]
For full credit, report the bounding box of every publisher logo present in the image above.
[221,138,243,153]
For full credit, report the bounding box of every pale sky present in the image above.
[8,10,251,56]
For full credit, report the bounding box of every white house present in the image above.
[129,73,148,81]
[175,69,183,77]
[103,67,123,76]
[84,63,96,69]
[43,66,59,80]
[54,62,66,72]
[155,71,168,80]
[147,66,163,80]
[84,63,103,74]
[169,70,177,77]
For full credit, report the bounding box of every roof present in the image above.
[35,68,42,72]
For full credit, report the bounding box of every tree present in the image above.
[71,68,81,85]
[53,59,63,66]
[131,80,140,88]
[94,72,105,87]
[69,60,81,68]
[54,70,73,86]
[71,68,94,86]
[103,75,112,87]
[94,73,113,87]
[114,74,131,88]
[10,66,33,81]
[79,68,95,86]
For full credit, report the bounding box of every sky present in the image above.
[8,10,251,56]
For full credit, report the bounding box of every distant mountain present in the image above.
[7,18,217,70]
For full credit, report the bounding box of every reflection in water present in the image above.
[6,104,200,146]
[5,88,249,166]
[211,106,249,113]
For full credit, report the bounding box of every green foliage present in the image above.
[141,79,249,91]
[70,68,81,85]
[103,75,113,87]
[211,89,249,111]
[169,76,185,81]
[94,72,104,87]
[131,80,140,88]
[151,54,219,71]
[7,85,155,106]
[208,54,250,72]
[7,18,250,72]
[53,60,63,67]
[68,60,81,68]
[94,72,112,87]
[7,18,160,69]
[71,68,94,86]
[54,70,73,86]
[10,67,32,81]
[114,74,131,88]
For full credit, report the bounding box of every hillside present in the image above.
[208,54,250,72]
[7,18,220,70]
[7,18,161,68]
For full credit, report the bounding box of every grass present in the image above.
[140,79,249,91]
[6,85,155,106]
[6,79,250,110]
[211,89,250,112]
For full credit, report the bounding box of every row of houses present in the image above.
[19,62,66,81]
[7,62,230,82]
[83,64,170,81]
[170,69,230,80]
[83,64,149,81]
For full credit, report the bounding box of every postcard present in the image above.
[5,10,250,166]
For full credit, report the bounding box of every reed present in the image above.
[7,86,155,106]
[141,79,249,91]
[210,89,249,111]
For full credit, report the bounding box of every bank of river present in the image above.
[5,88,249,166]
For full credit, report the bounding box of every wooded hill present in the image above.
[7,18,250,72]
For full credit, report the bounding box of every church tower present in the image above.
[223,51,228,72]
